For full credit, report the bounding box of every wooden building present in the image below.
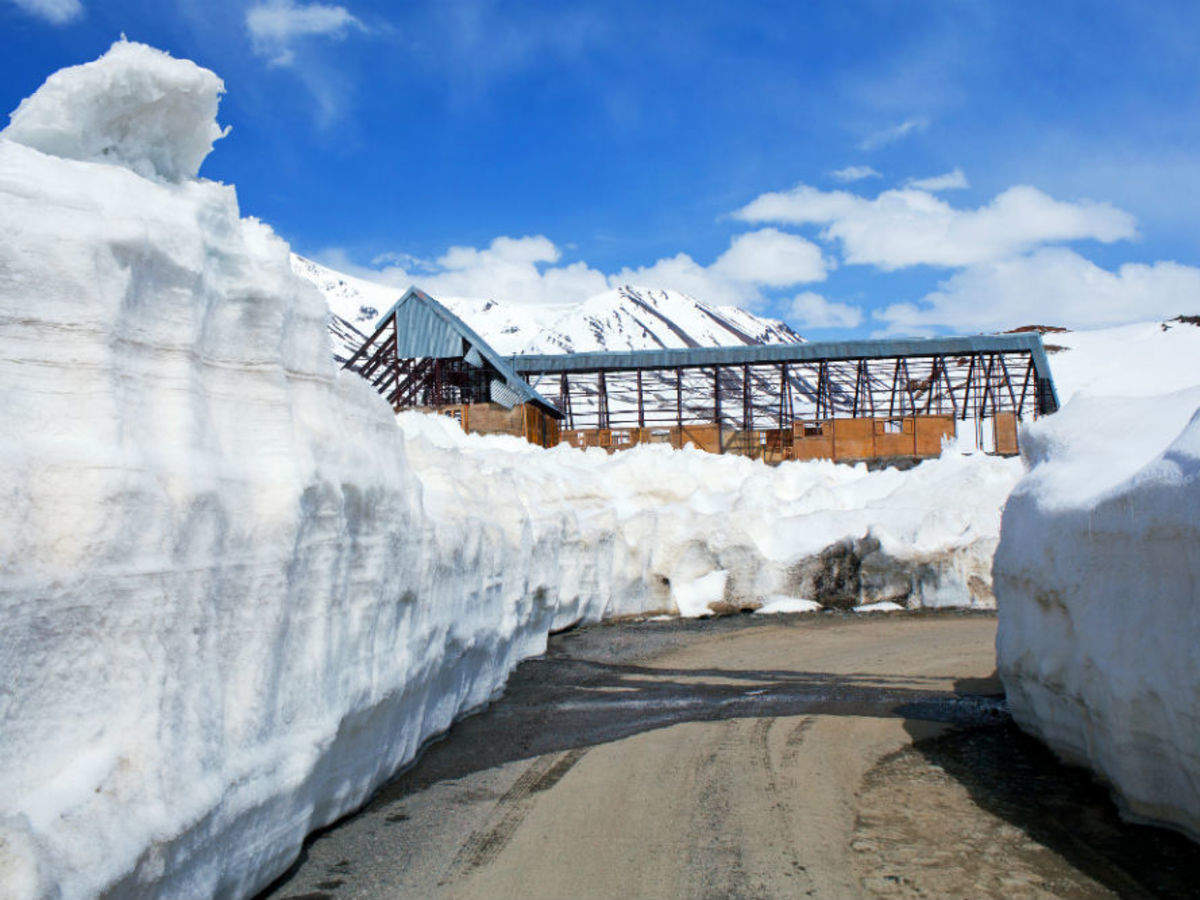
[342,288,1058,462]
[341,287,563,447]
[514,334,1056,462]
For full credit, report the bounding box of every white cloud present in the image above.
[734,182,1136,270]
[788,292,863,329]
[876,248,1200,333]
[246,0,363,66]
[711,228,828,287]
[6,0,81,24]
[736,184,861,227]
[905,168,967,191]
[859,117,928,151]
[325,235,608,310]
[615,229,826,308]
[611,252,745,305]
[831,165,880,183]
[322,230,827,311]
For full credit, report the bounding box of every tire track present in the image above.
[440,748,589,884]
[781,716,815,766]
[751,717,812,893]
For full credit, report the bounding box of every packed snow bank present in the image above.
[2,40,227,182]
[1047,319,1200,404]
[995,388,1200,840]
[0,45,1022,899]
[396,411,1020,615]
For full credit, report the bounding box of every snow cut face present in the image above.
[2,40,228,183]
[995,388,1200,841]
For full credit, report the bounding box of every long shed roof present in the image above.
[359,288,1061,417]
[516,336,1051,391]
[510,333,1059,410]
[509,333,1050,372]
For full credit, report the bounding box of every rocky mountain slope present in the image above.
[291,255,803,362]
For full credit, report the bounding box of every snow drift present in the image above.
[1042,318,1200,405]
[2,39,228,183]
[1,42,1020,898]
[995,390,1200,840]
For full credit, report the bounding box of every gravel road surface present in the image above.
[262,611,1199,899]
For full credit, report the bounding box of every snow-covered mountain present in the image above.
[290,255,401,363]
[291,255,804,362]
[520,284,804,354]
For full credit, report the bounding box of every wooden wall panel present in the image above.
[560,429,588,449]
[551,413,1005,460]
[762,428,793,464]
[914,415,956,457]
[832,418,876,460]
[994,412,1019,455]
[459,402,525,437]
[873,417,916,458]
[792,420,834,461]
[639,427,675,445]
[677,424,723,454]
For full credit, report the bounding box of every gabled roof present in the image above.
[510,332,1059,411]
[372,287,561,415]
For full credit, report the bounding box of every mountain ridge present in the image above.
[291,254,804,363]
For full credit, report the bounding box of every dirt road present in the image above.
[263,612,1198,899]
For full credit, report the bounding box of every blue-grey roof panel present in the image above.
[510,333,1051,372]
[510,332,1059,408]
[372,287,562,416]
[391,297,463,358]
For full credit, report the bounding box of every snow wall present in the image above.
[0,43,1021,898]
[995,390,1200,841]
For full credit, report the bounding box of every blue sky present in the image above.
[4,0,1200,336]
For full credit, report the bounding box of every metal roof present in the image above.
[372,287,562,416]
[511,333,1059,410]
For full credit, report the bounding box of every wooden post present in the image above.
[960,354,975,420]
[924,357,939,414]
[713,367,721,426]
[979,354,996,419]
[997,354,1018,412]
[676,368,683,431]
[900,357,917,416]
[778,364,787,428]
[938,356,956,417]
[636,369,645,429]
[887,358,901,417]
[598,371,609,430]
[560,372,573,430]
[714,367,722,453]
[1018,357,1034,418]
[742,364,752,430]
